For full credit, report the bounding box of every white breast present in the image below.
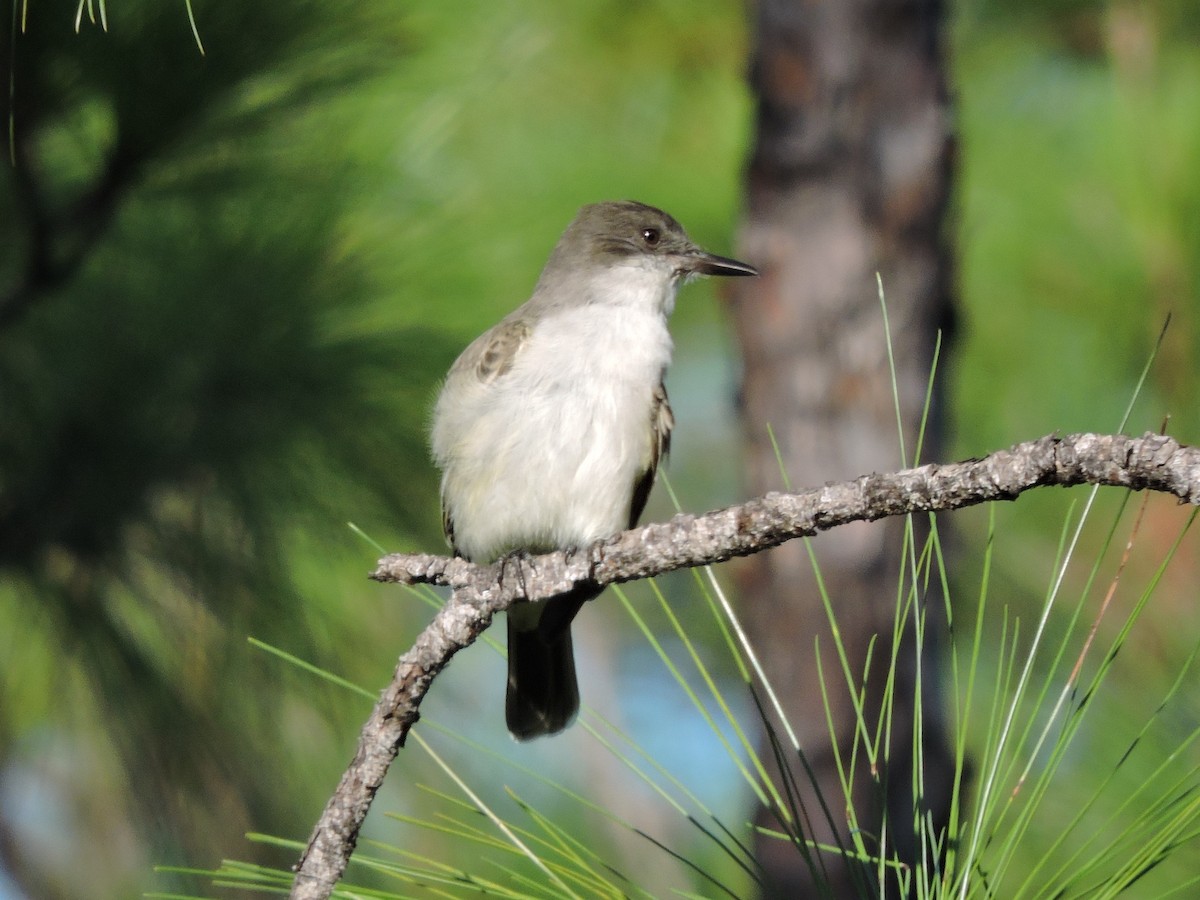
[436,277,674,562]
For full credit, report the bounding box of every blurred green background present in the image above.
[1,0,1198,897]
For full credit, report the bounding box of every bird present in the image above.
[431,200,757,739]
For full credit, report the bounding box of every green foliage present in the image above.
[950,11,1200,888]
[2,1,756,896]
[954,5,1200,447]
[2,1,449,895]
[175,486,1200,898]
[176,292,1200,899]
[4,0,1200,897]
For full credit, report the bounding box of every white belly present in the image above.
[435,305,672,562]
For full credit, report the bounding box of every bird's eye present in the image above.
[641,227,660,246]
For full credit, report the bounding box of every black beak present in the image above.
[688,249,759,278]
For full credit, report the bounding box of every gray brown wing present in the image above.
[628,380,674,528]
[474,317,531,384]
[440,317,532,554]
[442,504,458,555]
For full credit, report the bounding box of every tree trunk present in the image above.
[728,1,957,895]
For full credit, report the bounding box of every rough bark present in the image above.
[729,0,956,893]
[291,432,1200,900]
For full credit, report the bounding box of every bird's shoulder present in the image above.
[451,313,534,385]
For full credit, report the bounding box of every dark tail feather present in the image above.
[505,588,594,740]
[506,618,579,740]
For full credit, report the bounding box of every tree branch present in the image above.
[289,431,1200,899]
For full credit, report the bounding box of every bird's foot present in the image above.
[498,549,535,600]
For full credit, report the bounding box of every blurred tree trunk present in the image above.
[728,0,957,895]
